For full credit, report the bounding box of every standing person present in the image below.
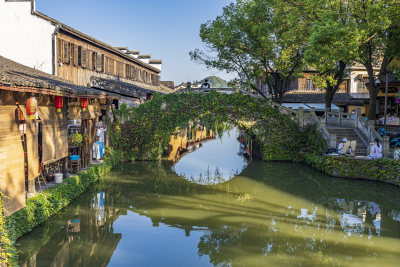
[201,79,210,88]
[394,143,400,160]
[371,138,383,159]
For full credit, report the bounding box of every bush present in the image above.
[0,193,18,266]
[303,153,400,186]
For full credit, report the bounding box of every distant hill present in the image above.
[206,76,229,88]
[192,76,229,88]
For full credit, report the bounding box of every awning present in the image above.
[282,103,340,111]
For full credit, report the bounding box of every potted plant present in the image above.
[69,133,83,161]
[69,133,83,148]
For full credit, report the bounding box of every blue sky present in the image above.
[36,0,236,84]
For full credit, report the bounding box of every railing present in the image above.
[310,111,333,147]
[355,114,390,157]
[270,100,391,157]
[325,112,355,128]
[269,101,333,146]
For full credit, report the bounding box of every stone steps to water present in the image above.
[326,127,368,156]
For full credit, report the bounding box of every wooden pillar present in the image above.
[25,114,39,196]
[63,157,69,176]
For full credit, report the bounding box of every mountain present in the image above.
[192,76,229,88]
[206,76,229,88]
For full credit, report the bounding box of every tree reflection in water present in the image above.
[17,161,400,267]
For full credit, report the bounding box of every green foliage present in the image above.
[3,148,121,248]
[190,0,307,101]
[113,92,321,162]
[0,193,18,266]
[303,153,400,186]
[69,133,83,147]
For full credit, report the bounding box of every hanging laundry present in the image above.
[92,142,101,160]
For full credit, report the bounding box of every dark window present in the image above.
[63,41,70,64]
[57,38,62,63]
[78,46,82,66]
[81,48,88,68]
[92,52,97,71]
[96,54,104,72]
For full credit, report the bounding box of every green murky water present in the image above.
[17,131,400,266]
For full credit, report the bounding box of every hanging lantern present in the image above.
[15,104,25,124]
[54,96,63,112]
[80,98,88,111]
[26,96,37,120]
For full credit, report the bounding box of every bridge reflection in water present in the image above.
[17,141,400,266]
[171,127,251,185]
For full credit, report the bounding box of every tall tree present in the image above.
[303,1,360,112]
[347,0,400,120]
[190,0,308,102]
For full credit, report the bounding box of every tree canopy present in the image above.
[190,0,307,102]
[191,0,400,115]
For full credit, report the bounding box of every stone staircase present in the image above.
[326,127,369,156]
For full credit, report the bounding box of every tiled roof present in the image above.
[0,56,118,98]
[90,77,173,97]
[282,92,357,105]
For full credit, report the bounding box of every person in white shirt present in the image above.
[201,79,210,88]
[371,138,383,159]
[338,138,347,154]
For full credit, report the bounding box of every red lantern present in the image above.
[26,96,37,120]
[80,98,88,111]
[54,96,63,112]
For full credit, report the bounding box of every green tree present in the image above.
[349,0,400,120]
[307,0,400,119]
[303,1,360,112]
[190,0,308,102]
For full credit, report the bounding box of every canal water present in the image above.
[17,129,400,266]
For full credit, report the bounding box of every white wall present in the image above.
[149,63,162,71]
[0,0,55,74]
[139,58,151,64]
[349,70,367,94]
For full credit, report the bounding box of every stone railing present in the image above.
[355,114,389,158]
[271,101,391,157]
[311,111,333,147]
[324,112,355,128]
[270,101,333,146]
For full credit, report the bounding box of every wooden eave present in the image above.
[0,84,120,99]
[33,11,161,74]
